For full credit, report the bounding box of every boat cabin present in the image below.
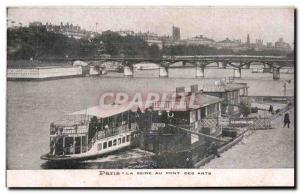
[202,81,249,116]
[140,85,223,154]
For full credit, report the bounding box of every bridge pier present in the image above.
[263,63,273,73]
[195,66,205,78]
[233,68,242,78]
[218,62,227,69]
[124,66,133,77]
[159,67,168,77]
[273,67,280,80]
[264,63,271,69]
[245,63,251,69]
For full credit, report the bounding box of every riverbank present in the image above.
[201,108,294,169]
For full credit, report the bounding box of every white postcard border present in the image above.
[7,169,294,187]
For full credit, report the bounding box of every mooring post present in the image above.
[273,67,280,80]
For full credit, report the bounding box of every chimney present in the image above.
[176,86,185,94]
[191,84,198,93]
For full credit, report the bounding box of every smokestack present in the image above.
[190,84,198,93]
[176,86,185,94]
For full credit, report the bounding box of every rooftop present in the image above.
[199,93,224,107]
[152,92,223,111]
[70,103,133,118]
[202,82,248,93]
[186,35,215,42]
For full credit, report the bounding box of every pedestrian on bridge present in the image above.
[283,113,290,128]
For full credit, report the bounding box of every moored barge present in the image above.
[41,104,139,161]
[41,84,247,166]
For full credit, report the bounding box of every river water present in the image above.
[7,68,294,169]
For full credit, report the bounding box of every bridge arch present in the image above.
[65,56,294,79]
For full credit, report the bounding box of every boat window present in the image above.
[190,111,196,123]
[118,138,121,144]
[197,109,201,120]
[122,111,128,124]
[103,142,107,149]
[103,118,109,129]
[116,113,122,127]
[201,108,206,118]
[56,137,64,155]
[75,137,81,154]
[108,141,112,147]
[64,137,74,155]
[130,112,136,123]
[50,137,55,155]
[97,143,102,151]
[82,136,87,147]
[122,137,125,143]
[98,118,103,131]
[113,139,117,146]
[210,104,215,115]
[110,116,116,128]
[126,135,130,142]
[50,124,56,135]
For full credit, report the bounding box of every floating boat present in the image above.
[252,68,264,73]
[41,104,139,162]
[252,68,258,73]
[134,63,160,71]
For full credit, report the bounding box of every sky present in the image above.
[7,7,295,44]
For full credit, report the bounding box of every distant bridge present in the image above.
[58,55,294,79]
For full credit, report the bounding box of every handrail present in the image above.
[167,124,229,142]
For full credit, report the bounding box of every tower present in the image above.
[172,26,180,41]
[247,34,250,47]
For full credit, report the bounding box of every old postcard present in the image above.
[6,6,295,187]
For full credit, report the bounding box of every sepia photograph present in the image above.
[5,6,295,187]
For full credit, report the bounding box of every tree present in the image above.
[8,26,290,63]
[239,102,251,117]
[148,44,161,58]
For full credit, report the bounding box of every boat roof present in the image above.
[202,82,248,92]
[152,92,223,111]
[70,103,133,118]
[199,94,223,107]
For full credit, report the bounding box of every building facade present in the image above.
[216,38,242,49]
[275,38,291,51]
[182,35,215,46]
[7,66,83,80]
[135,32,163,49]
[117,30,135,37]
[172,26,181,40]
[203,82,249,116]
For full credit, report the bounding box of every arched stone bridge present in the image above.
[66,55,294,79]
